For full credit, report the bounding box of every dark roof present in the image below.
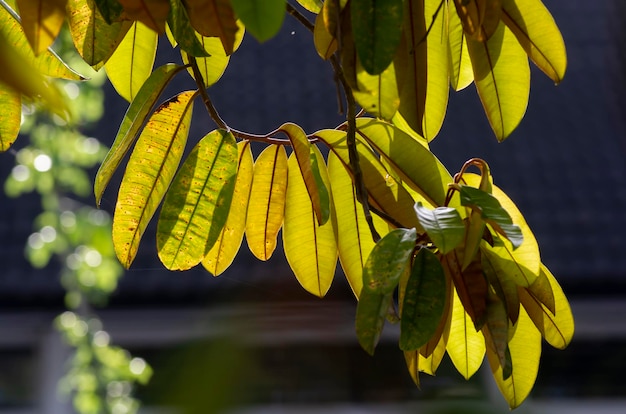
[1,1,625,308]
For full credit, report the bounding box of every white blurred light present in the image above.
[33,154,52,172]
[129,358,146,375]
[11,165,30,182]
[40,226,57,243]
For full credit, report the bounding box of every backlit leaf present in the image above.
[487,306,541,408]
[16,0,65,54]
[356,289,393,355]
[467,20,529,141]
[418,314,450,374]
[482,289,511,380]
[0,84,21,151]
[230,0,285,42]
[280,123,330,225]
[414,203,465,254]
[185,0,239,55]
[283,146,337,297]
[351,0,403,75]
[295,0,322,14]
[362,228,417,295]
[245,144,288,261]
[448,3,473,91]
[520,264,573,349]
[328,152,388,297]
[67,0,132,69]
[313,7,336,59]
[353,58,400,121]
[93,0,124,24]
[501,0,566,83]
[482,250,520,323]
[157,129,238,270]
[203,141,254,276]
[453,0,501,41]
[400,248,446,351]
[526,264,555,314]
[395,0,449,140]
[105,21,158,102]
[166,0,209,57]
[112,90,195,268]
[118,0,169,33]
[95,64,186,206]
[447,286,485,379]
[443,249,488,329]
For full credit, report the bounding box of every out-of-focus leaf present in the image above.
[105,21,158,102]
[356,289,393,355]
[414,203,465,254]
[356,118,451,207]
[95,64,186,206]
[403,350,420,387]
[459,185,523,249]
[443,249,488,329]
[166,0,209,57]
[313,6,336,59]
[362,228,416,294]
[448,3,473,91]
[395,0,449,140]
[112,90,195,268]
[93,0,124,23]
[315,128,421,230]
[353,59,400,121]
[245,144,288,261]
[157,129,238,270]
[0,84,21,151]
[230,0,285,42]
[447,286,485,379]
[296,0,322,14]
[283,146,337,297]
[467,20,529,141]
[185,0,239,55]
[67,0,132,69]
[118,0,169,33]
[0,4,84,80]
[203,141,253,276]
[520,264,574,349]
[400,248,446,351]
[487,306,541,408]
[351,0,403,75]
[328,152,388,297]
[16,0,65,54]
[501,0,566,83]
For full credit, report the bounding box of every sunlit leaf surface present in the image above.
[0,84,21,151]
[16,0,65,54]
[447,287,486,379]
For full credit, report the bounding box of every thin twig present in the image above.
[189,56,229,131]
[286,2,315,32]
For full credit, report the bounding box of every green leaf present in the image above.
[95,64,186,206]
[283,145,337,297]
[0,84,21,151]
[362,228,416,294]
[93,0,125,24]
[166,0,210,57]
[447,287,486,379]
[356,289,393,355]
[501,0,566,83]
[467,20,530,141]
[400,248,446,351]
[448,3,474,91]
[327,151,388,297]
[157,130,238,270]
[105,21,158,102]
[414,203,465,255]
[112,90,195,268]
[230,0,285,42]
[245,145,288,261]
[351,0,403,75]
[203,141,254,276]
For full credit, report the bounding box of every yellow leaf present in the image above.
[245,145,288,261]
[67,0,132,69]
[203,141,254,276]
[396,0,450,140]
[105,21,157,102]
[467,20,530,141]
[283,146,338,297]
[313,5,336,59]
[327,151,388,297]
[418,322,449,375]
[447,286,486,379]
[118,0,170,33]
[184,0,239,55]
[486,306,541,409]
[16,0,66,54]
[452,0,502,42]
[520,264,574,349]
[353,59,400,121]
[501,0,566,83]
[403,350,420,387]
[448,3,474,91]
[112,90,195,268]
[0,84,21,151]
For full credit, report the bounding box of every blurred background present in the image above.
[1,1,625,413]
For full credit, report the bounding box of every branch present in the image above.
[188,56,229,131]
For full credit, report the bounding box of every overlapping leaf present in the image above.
[118,0,169,33]
[16,0,66,54]
[353,59,400,121]
[105,21,158,102]
[447,287,486,379]
[414,203,465,254]
[448,3,474,91]
[245,144,288,261]
[0,85,21,151]
[203,141,254,276]
[443,249,488,329]
[230,0,285,42]
[166,0,209,57]
[185,0,239,55]
[283,146,337,297]
[356,289,393,355]
[296,0,322,14]
[112,90,195,268]
[362,228,416,294]
[95,64,186,206]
